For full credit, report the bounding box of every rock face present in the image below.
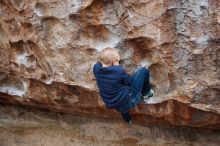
[0,0,219,128]
[1,104,220,146]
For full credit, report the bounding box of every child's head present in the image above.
[99,47,120,66]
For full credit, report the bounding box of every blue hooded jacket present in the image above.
[93,62,134,108]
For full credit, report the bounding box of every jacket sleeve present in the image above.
[93,62,101,74]
[121,70,134,86]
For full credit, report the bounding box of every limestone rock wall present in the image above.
[1,104,220,146]
[0,0,219,128]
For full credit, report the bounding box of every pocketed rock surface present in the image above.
[0,0,219,129]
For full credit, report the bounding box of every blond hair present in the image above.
[99,47,120,66]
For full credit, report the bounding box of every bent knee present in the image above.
[138,67,149,74]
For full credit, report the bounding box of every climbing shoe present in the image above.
[142,89,154,101]
[128,120,132,127]
[147,89,154,97]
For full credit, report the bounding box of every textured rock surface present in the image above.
[0,0,220,128]
[1,104,220,146]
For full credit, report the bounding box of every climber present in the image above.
[93,47,154,126]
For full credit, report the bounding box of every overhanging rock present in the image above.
[0,0,219,128]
